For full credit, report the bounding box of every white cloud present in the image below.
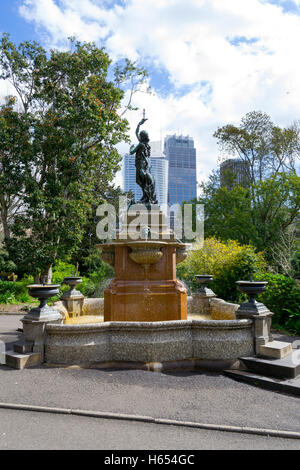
[18,0,300,182]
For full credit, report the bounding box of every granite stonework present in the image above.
[82,298,104,316]
[45,319,253,366]
[22,316,62,360]
[257,341,292,359]
[210,298,239,320]
[189,293,213,315]
[192,320,253,360]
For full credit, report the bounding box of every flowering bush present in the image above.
[177,237,266,301]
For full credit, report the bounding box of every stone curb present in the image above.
[45,318,253,333]
[0,402,299,440]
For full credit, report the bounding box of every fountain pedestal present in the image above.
[22,284,62,359]
[236,281,273,352]
[98,210,188,322]
[191,275,216,316]
[61,277,84,318]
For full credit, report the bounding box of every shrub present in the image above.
[177,237,266,301]
[255,272,300,328]
[52,260,113,298]
[52,261,77,284]
[0,249,17,274]
[285,311,300,335]
[77,271,114,298]
[0,280,34,304]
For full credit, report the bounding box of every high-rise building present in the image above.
[123,141,169,207]
[163,134,197,206]
[220,158,250,189]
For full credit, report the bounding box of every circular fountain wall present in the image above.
[45,318,254,370]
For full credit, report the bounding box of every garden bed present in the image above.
[0,303,35,314]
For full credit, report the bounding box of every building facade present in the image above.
[220,158,250,189]
[163,134,197,206]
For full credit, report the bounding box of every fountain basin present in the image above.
[127,241,166,265]
[45,318,253,368]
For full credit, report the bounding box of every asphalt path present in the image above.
[0,314,299,450]
[0,408,299,450]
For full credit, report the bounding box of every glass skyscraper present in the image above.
[164,135,197,205]
[123,142,169,207]
[220,158,250,189]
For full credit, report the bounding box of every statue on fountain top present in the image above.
[129,113,158,209]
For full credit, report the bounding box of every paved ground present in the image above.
[0,314,299,450]
[0,408,299,450]
[0,314,22,352]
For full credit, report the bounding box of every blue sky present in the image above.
[0,0,37,44]
[1,0,300,181]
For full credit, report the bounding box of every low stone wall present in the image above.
[45,318,253,366]
[53,301,68,319]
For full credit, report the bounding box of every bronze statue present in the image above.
[130,117,158,208]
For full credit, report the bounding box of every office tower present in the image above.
[123,141,169,207]
[220,158,250,189]
[163,134,197,206]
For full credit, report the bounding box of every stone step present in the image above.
[224,369,300,397]
[257,341,292,359]
[13,340,34,354]
[240,351,300,379]
[5,351,42,370]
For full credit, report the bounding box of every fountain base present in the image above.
[105,278,187,322]
[45,318,254,367]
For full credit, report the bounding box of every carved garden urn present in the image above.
[236,280,271,317]
[25,284,62,321]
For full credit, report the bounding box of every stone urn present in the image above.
[195,275,215,296]
[236,280,267,302]
[236,280,271,317]
[61,276,83,299]
[25,284,61,321]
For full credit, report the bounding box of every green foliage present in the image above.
[291,248,300,280]
[72,185,124,277]
[52,259,113,297]
[52,260,77,284]
[254,272,300,327]
[285,310,300,335]
[214,110,299,182]
[0,279,33,304]
[0,249,16,273]
[0,34,148,280]
[177,237,266,301]
[77,272,112,298]
[198,172,300,261]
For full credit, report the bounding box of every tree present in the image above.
[72,183,126,275]
[270,226,299,278]
[198,171,300,262]
[214,111,300,185]
[0,97,33,240]
[0,34,148,281]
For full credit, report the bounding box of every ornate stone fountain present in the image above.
[97,209,188,322]
[12,115,266,370]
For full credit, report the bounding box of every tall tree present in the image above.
[0,35,148,281]
[214,111,300,184]
[0,97,33,240]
